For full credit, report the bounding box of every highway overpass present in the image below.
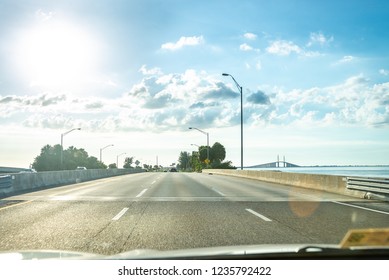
[0,171,388,256]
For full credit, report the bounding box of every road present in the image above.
[0,172,388,255]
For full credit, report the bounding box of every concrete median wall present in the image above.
[0,169,145,198]
[206,169,366,198]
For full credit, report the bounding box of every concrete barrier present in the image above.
[206,169,366,199]
[0,175,12,189]
[0,169,145,198]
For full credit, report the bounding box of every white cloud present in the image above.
[139,65,163,76]
[266,40,302,56]
[35,9,55,22]
[3,70,237,133]
[269,75,388,127]
[240,43,260,53]
[244,58,262,71]
[85,101,104,110]
[307,32,333,47]
[266,34,331,57]
[161,35,204,51]
[337,55,355,64]
[243,32,257,40]
[379,69,389,76]
[240,43,253,51]
[1,71,388,135]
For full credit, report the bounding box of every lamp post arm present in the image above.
[189,127,210,162]
[62,128,81,137]
[100,144,114,162]
[223,73,241,93]
[230,76,242,92]
[190,127,207,136]
[60,128,81,170]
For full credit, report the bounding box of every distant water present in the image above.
[244,166,389,178]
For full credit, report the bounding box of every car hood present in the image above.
[0,244,388,260]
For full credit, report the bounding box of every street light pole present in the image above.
[100,144,114,163]
[60,128,81,169]
[222,73,243,170]
[116,152,126,168]
[188,127,209,164]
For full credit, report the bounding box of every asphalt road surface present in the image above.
[0,172,388,255]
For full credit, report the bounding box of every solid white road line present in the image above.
[136,188,148,198]
[246,208,272,222]
[112,207,129,221]
[332,201,389,215]
[212,188,225,196]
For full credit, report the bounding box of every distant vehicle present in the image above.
[169,168,177,172]
[19,168,37,173]
[76,166,87,170]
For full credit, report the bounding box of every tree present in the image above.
[86,156,107,169]
[178,151,191,171]
[198,146,208,163]
[195,142,225,168]
[143,164,152,171]
[191,152,202,172]
[32,144,107,171]
[32,144,61,171]
[62,146,89,170]
[210,142,226,162]
[108,163,117,169]
[177,141,235,171]
[153,165,162,171]
[123,157,134,168]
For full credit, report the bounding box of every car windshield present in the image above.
[0,0,388,268]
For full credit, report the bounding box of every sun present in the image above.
[13,18,101,89]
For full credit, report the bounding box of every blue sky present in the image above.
[0,0,388,168]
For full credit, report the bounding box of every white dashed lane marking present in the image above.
[112,207,129,221]
[136,189,148,198]
[246,208,272,222]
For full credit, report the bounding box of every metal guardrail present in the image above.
[0,175,12,189]
[346,177,389,195]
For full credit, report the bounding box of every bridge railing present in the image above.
[346,177,389,198]
[0,175,12,189]
[0,169,146,198]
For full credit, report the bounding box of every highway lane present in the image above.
[0,172,388,255]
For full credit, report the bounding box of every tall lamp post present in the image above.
[189,127,209,164]
[100,144,114,163]
[60,127,81,169]
[222,73,243,170]
[116,152,126,168]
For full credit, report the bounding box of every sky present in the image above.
[0,0,388,168]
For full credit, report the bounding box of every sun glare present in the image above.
[13,18,101,89]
